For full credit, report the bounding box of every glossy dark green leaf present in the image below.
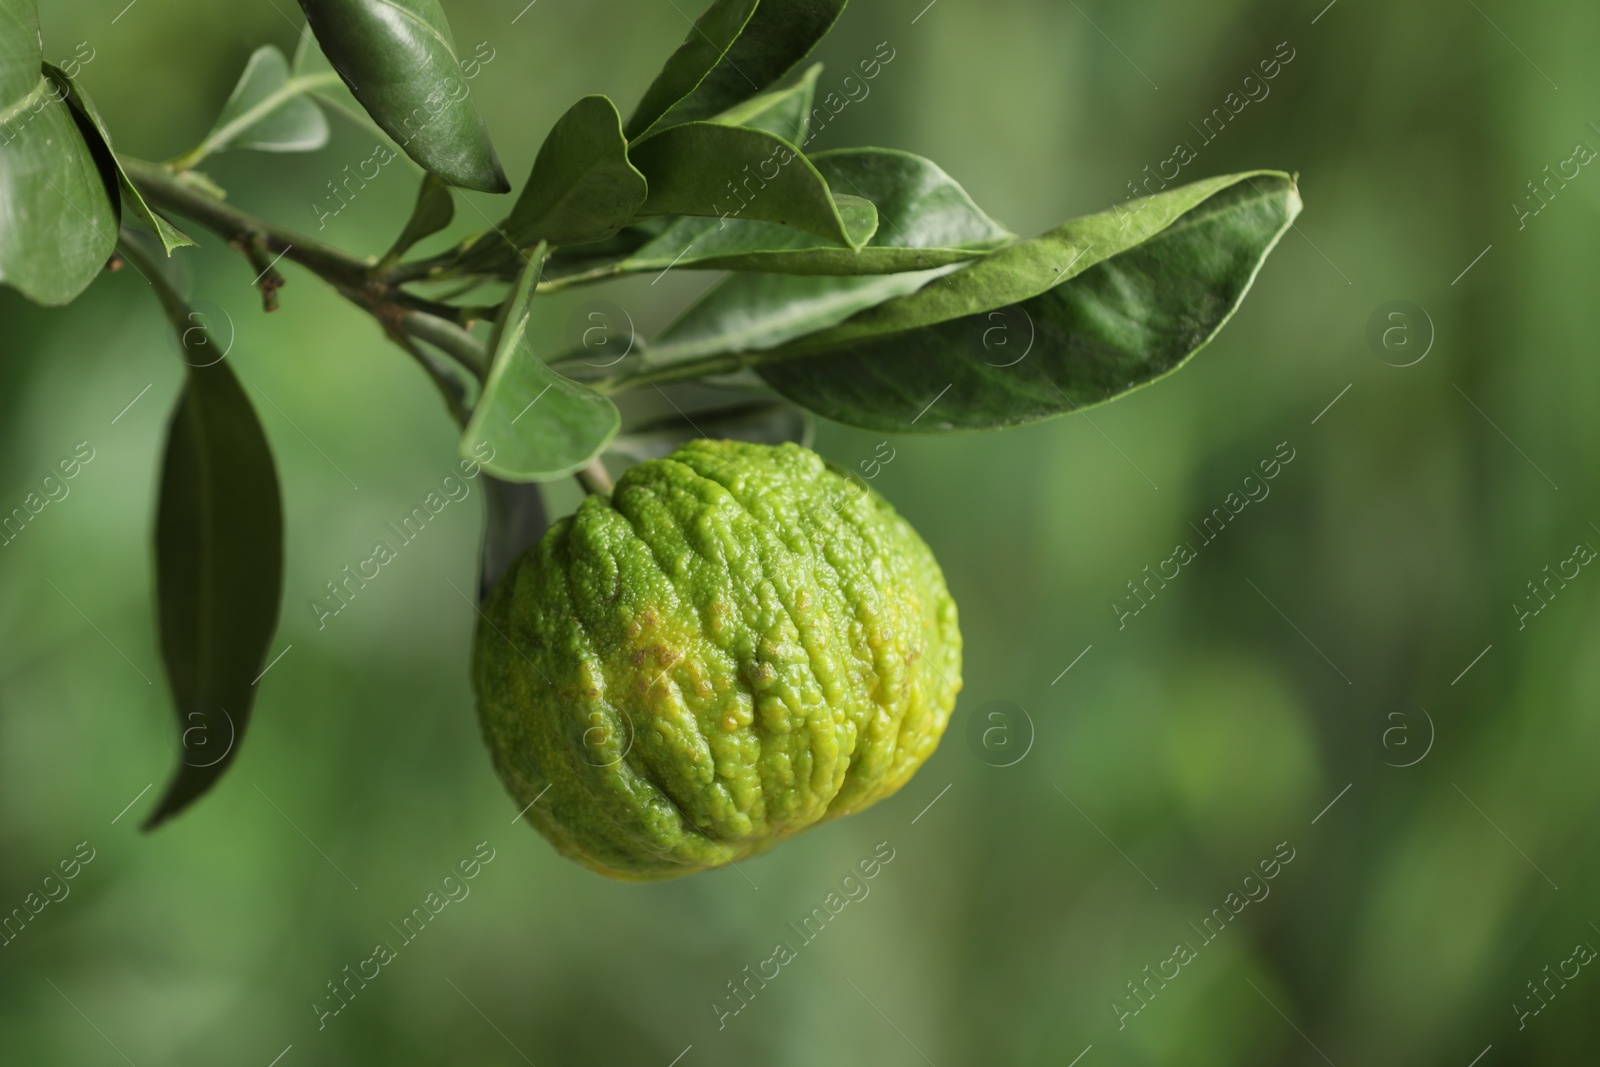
[748,172,1301,432]
[290,23,391,140]
[506,95,647,247]
[630,122,875,249]
[463,247,621,481]
[381,173,453,266]
[296,0,509,192]
[47,65,195,255]
[655,0,849,130]
[0,0,116,305]
[147,328,285,828]
[623,0,759,141]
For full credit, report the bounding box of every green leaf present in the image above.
[506,95,647,247]
[0,0,117,305]
[630,122,876,249]
[650,264,963,365]
[542,224,659,283]
[623,0,759,141]
[119,227,194,298]
[296,0,509,192]
[197,45,330,160]
[711,62,820,144]
[599,147,1011,362]
[625,146,1012,282]
[0,0,36,105]
[147,339,285,828]
[479,476,549,601]
[290,24,392,140]
[655,0,849,131]
[814,148,1013,260]
[535,71,820,284]
[381,173,454,266]
[47,65,195,255]
[607,387,812,467]
[748,172,1302,432]
[463,247,621,481]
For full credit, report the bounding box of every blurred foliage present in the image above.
[4,0,1599,1063]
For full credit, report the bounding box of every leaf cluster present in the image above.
[0,0,1300,824]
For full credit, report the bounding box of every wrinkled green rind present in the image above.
[0,0,116,305]
[654,0,848,131]
[295,0,509,192]
[47,65,196,254]
[463,250,622,481]
[630,122,876,249]
[506,95,647,247]
[147,358,285,828]
[757,172,1301,432]
[473,440,962,881]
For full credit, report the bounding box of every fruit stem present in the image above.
[575,458,614,497]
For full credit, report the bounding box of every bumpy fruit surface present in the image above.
[473,440,961,881]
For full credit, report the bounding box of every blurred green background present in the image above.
[4,0,1599,1063]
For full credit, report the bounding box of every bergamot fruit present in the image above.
[472,440,962,881]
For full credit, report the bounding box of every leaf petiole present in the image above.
[574,458,614,496]
[166,72,343,172]
[590,351,751,395]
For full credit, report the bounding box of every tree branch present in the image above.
[121,156,374,292]
[115,229,195,337]
[589,350,750,395]
[398,311,488,377]
[123,157,480,318]
[387,333,473,427]
[119,156,498,422]
[165,72,343,172]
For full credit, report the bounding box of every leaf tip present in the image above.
[458,153,512,195]
[139,771,211,832]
